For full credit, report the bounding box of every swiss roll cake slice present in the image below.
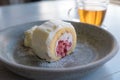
[24,20,77,61]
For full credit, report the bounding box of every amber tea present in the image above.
[78,7,106,26]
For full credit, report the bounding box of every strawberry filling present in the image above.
[56,40,72,57]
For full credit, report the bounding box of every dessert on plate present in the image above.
[24,20,77,61]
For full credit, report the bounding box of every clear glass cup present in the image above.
[68,0,109,27]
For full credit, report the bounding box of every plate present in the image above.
[0,21,118,80]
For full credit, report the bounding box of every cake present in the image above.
[24,20,77,61]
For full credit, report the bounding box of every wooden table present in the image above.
[0,0,120,80]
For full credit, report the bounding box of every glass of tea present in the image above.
[68,0,109,27]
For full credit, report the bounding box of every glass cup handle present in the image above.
[67,7,80,22]
[68,8,73,19]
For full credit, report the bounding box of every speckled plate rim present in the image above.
[0,21,119,72]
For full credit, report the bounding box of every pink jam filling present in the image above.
[56,40,72,57]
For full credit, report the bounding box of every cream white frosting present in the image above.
[24,26,37,47]
[24,20,76,61]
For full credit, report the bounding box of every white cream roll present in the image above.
[24,20,77,61]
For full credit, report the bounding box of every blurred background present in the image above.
[0,0,55,6]
[0,0,119,6]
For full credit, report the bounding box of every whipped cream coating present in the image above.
[24,26,37,47]
[24,20,77,61]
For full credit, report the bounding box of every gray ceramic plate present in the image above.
[0,21,118,80]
